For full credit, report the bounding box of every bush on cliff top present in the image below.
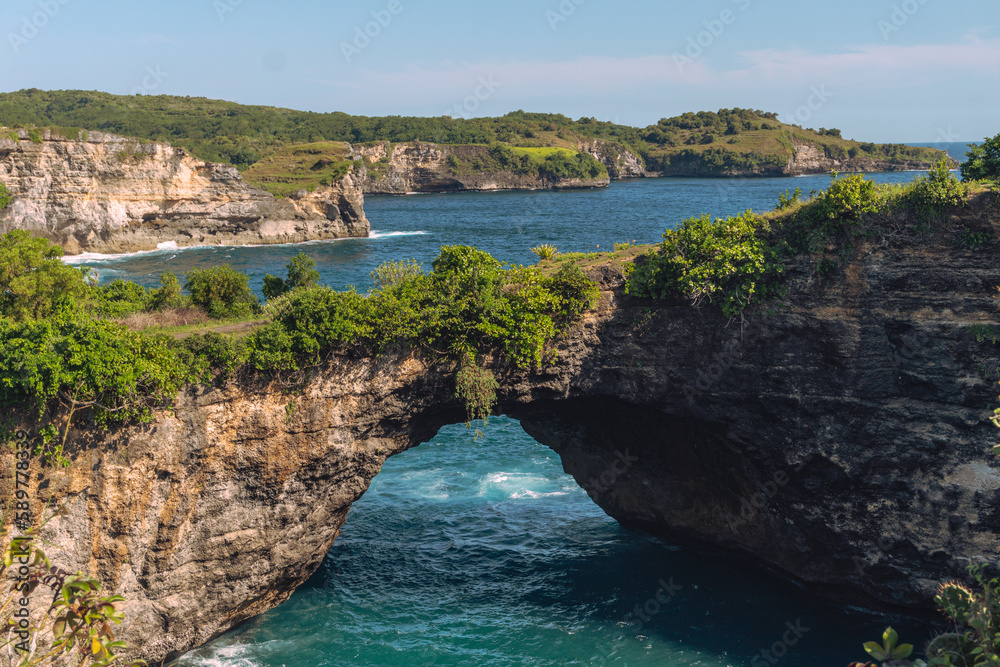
[0,235,601,440]
[626,210,784,318]
[626,167,976,317]
[962,132,1000,185]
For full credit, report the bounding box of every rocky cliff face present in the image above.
[3,194,1000,663]
[783,142,955,175]
[576,139,649,178]
[0,129,368,255]
[354,142,611,193]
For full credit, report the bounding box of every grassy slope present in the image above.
[241,141,354,197]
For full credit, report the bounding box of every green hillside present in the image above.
[0,89,948,178]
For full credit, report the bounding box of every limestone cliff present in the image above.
[576,139,649,178]
[0,129,368,255]
[783,141,954,175]
[354,142,611,193]
[3,194,1000,663]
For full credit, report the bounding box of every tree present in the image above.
[184,265,259,319]
[0,230,90,321]
[961,133,1000,184]
[262,252,320,300]
[149,271,184,310]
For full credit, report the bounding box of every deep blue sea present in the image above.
[68,173,938,666]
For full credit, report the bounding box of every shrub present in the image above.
[0,312,190,426]
[778,187,802,210]
[530,244,558,260]
[92,279,153,318]
[262,252,321,300]
[549,263,600,320]
[149,271,185,310]
[455,354,499,427]
[0,529,145,666]
[369,258,424,290]
[0,230,90,320]
[905,158,968,214]
[961,133,1000,184]
[815,173,880,221]
[184,264,260,319]
[250,286,371,368]
[627,210,783,317]
[0,181,11,210]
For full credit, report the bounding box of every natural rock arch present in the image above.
[7,239,1000,664]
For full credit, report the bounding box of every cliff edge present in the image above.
[0,129,368,255]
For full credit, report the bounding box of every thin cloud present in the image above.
[319,37,1000,103]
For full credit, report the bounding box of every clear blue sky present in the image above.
[1,0,997,142]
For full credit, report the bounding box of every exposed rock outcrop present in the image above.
[353,142,610,193]
[576,139,649,178]
[0,129,368,255]
[783,142,955,175]
[3,194,1000,663]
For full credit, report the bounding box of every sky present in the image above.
[0,0,997,143]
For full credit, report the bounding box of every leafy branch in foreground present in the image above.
[0,527,144,666]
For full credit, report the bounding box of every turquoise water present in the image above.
[69,173,938,665]
[175,419,926,667]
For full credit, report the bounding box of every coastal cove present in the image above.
[55,170,996,667]
[70,172,931,293]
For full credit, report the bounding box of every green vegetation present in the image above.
[0,230,601,447]
[0,181,11,211]
[444,143,607,181]
[0,91,948,179]
[0,527,144,665]
[640,108,945,175]
[961,132,1000,185]
[627,210,784,318]
[863,627,913,663]
[863,564,1000,665]
[242,141,354,197]
[369,258,424,290]
[184,265,260,319]
[530,244,558,260]
[627,165,981,318]
[262,252,321,300]
[0,231,91,321]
